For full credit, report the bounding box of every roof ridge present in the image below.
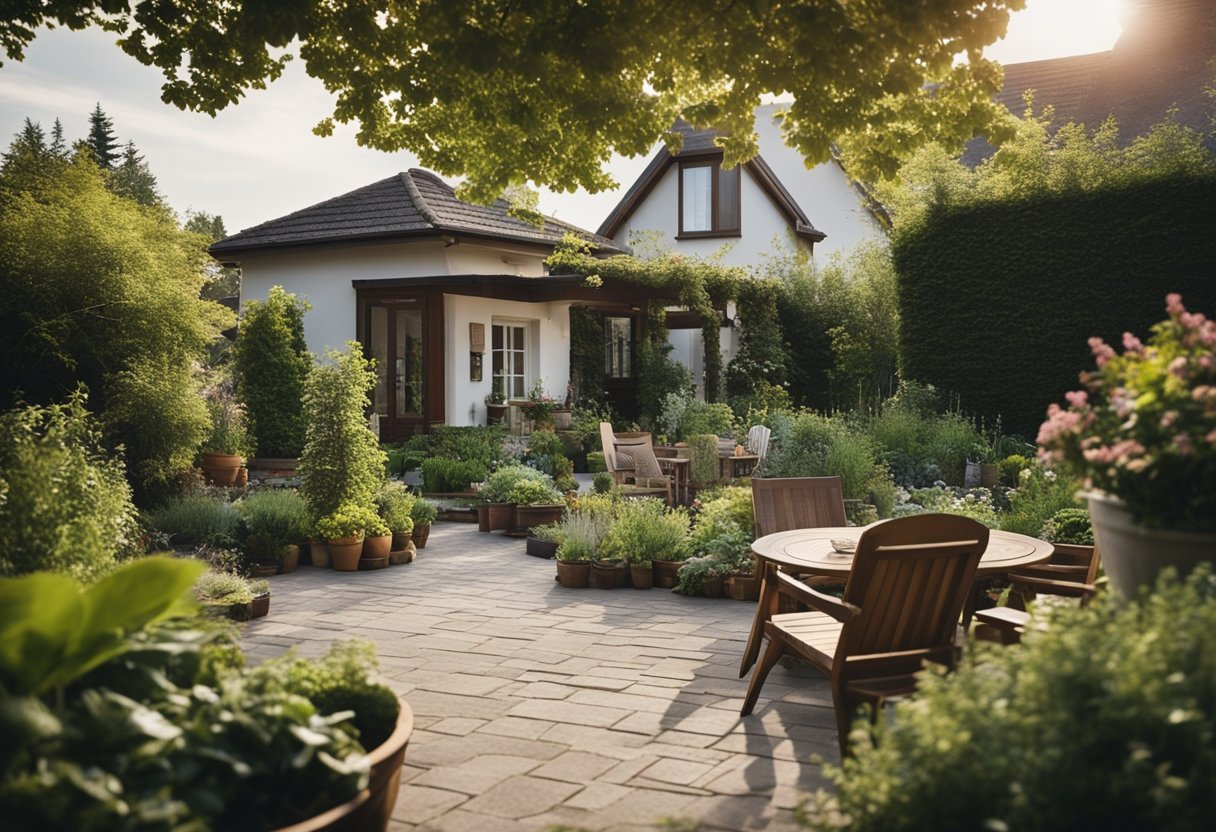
[400,171,440,227]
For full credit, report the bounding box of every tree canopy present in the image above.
[2,1,1023,201]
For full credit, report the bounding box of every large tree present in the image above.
[1,1,1023,200]
[85,102,120,169]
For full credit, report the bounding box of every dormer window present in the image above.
[678,159,740,238]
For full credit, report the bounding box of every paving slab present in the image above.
[244,520,839,830]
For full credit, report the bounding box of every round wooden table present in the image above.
[749,525,1053,579]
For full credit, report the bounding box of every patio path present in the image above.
[242,521,839,831]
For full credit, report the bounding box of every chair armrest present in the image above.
[775,571,861,623]
[974,606,1030,631]
[1012,575,1096,598]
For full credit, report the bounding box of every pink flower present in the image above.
[1206,429,1216,446]
[1064,390,1089,408]
[1122,332,1143,353]
[1181,312,1206,330]
[1168,356,1188,379]
[1161,411,1178,428]
[1088,336,1116,367]
[1166,293,1185,316]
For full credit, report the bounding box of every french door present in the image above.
[365,298,428,439]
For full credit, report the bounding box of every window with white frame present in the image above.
[491,322,527,399]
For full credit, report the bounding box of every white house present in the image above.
[596,105,885,393]
[210,170,628,438]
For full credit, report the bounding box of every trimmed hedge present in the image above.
[894,173,1216,438]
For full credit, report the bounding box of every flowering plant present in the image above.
[1038,294,1216,532]
[518,380,560,425]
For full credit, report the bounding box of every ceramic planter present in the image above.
[280,544,300,573]
[411,522,431,549]
[200,452,241,487]
[652,559,684,589]
[363,534,392,560]
[1087,491,1216,598]
[555,559,591,588]
[328,535,364,572]
[526,536,560,559]
[629,564,654,589]
[310,539,331,568]
[486,403,509,425]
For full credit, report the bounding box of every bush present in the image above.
[680,401,736,440]
[297,344,386,521]
[999,463,1083,537]
[923,411,984,486]
[314,502,386,540]
[235,489,310,560]
[410,498,438,525]
[420,457,486,493]
[194,570,255,605]
[374,480,416,534]
[598,498,690,566]
[480,463,554,503]
[766,412,884,501]
[555,511,611,561]
[687,433,721,484]
[235,286,311,458]
[146,495,241,548]
[592,472,614,493]
[0,394,139,581]
[506,478,563,506]
[428,425,506,469]
[1041,506,1093,545]
[802,567,1216,831]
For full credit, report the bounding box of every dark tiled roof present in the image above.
[210,169,622,256]
[965,0,1215,166]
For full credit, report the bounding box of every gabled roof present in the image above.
[597,120,825,243]
[210,168,623,257]
[964,0,1215,166]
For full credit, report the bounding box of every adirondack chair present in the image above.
[746,424,771,472]
[740,513,988,758]
[974,542,1102,644]
[740,477,849,676]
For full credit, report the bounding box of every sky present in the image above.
[0,1,1127,237]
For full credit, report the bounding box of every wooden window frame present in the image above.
[677,159,741,239]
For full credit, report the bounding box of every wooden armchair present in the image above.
[613,434,673,505]
[740,477,848,677]
[974,543,1101,644]
[599,422,635,486]
[740,514,988,758]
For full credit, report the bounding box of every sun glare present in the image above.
[986,0,1127,64]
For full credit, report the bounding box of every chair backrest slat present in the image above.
[599,422,621,474]
[751,476,847,537]
[747,425,772,460]
[614,434,664,478]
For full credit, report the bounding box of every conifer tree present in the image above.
[49,118,66,158]
[85,103,119,169]
[110,140,162,206]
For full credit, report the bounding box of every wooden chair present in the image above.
[599,422,635,486]
[973,543,1101,644]
[740,513,988,758]
[613,434,673,505]
[740,476,849,676]
[746,424,771,471]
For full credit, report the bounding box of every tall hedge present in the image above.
[893,173,1216,438]
[235,286,311,458]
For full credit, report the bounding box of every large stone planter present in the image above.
[1088,491,1216,598]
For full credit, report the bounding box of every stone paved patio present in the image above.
[243,521,840,831]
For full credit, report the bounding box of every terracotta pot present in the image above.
[526,536,560,559]
[411,522,431,549]
[701,576,725,599]
[363,534,392,560]
[1087,491,1216,598]
[513,504,565,535]
[251,562,279,578]
[329,536,364,572]
[391,531,411,551]
[280,544,300,573]
[652,559,684,589]
[486,502,514,531]
[359,555,389,570]
[310,539,331,568]
[486,403,509,425]
[251,593,270,618]
[555,559,591,588]
[591,559,629,589]
[200,452,241,487]
[272,700,414,832]
[630,564,654,589]
[388,541,416,565]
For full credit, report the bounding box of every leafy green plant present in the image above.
[145,495,241,548]
[687,433,721,484]
[999,463,1083,537]
[428,425,506,468]
[298,344,387,522]
[680,401,735,441]
[194,570,255,606]
[480,463,554,503]
[901,485,999,528]
[801,567,1216,832]
[421,457,487,493]
[673,555,728,596]
[236,488,310,560]
[234,285,312,458]
[200,370,255,456]
[599,498,691,567]
[0,394,139,582]
[374,480,416,534]
[530,522,564,544]
[766,412,886,500]
[313,503,381,541]
[0,557,204,697]
[410,497,438,525]
[506,477,563,506]
[592,471,614,493]
[555,511,610,562]
[1041,507,1094,545]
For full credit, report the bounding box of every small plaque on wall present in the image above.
[469,322,486,353]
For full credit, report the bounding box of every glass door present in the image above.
[367,299,426,438]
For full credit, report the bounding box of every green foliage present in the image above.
[374,480,416,534]
[194,570,255,605]
[0,151,232,491]
[7,3,1019,200]
[480,464,555,504]
[0,556,204,696]
[506,478,563,507]
[766,413,886,501]
[555,495,620,561]
[691,485,755,540]
[145,495,241,548]
[235,286,311,459]
[236,488,311,559]
[1041,507,1093,545]
[673,555,730,596]
[409,497,438,525]
[592,472,614,493]
[0,394,139,582]
[421,457,487,493]
[523,428,576,490]
[902,486,1000,528]
[687,434,722,484]
[680,401,736,441]
[922,411,985,487]
[894,172,1216,439]
[727,279,787,408]
[599,498,691,566]
[569,307,607,405]
[298,344,387,521]
[313,502,383,541]
[428,425,507,468]
[802,567,1216,832]
[689,487,755,573]
[999,464,1084,537]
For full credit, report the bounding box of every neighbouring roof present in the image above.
[210,168,623,257]
[964,0,1215,166]
[596,119,826,243]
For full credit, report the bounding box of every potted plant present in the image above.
[526,522,563,559]
[479,464,547,533]
[375,480,416,553]
[314,503,379,572]
[360,513,393,568]
[1038,293,1216,597]
[194,570,256,620]
[485,372,509,425]
[519,380,560,430]
[599,498,691,591]
[553,511,609,588]
[508,478,565,536]
[410,498,437,549]
[248,578,271,618]
[673,555,729,598]
[686,433,721,491]
[199,374,255,487]
[236,489,310,574]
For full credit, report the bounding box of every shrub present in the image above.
[235,489,310,560]
[999,463,1083,537]
[592,472,614,493]
[0,394,139,581]
[410,498,438,525]
[313,502,384,540]
[297,344,387,521]
[480,463,553,503]
[428,425,506,468]
[1041,507,1094,545]
[146,495,241,548]
[691,485,755,544]
[680,401,735,441]
[673,555,730,596]
[420,457,486,493]
[194,570,255,605]
[766,412,884,501]
[235,286,311,458]
[374,480,416,534]
[687,433,721,484]
[802,567,1216,831]
[923,411,984,486]
[598,498,690,566]
[507,478,563,506]
[555,511,611,561]
[902,485,999,528]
